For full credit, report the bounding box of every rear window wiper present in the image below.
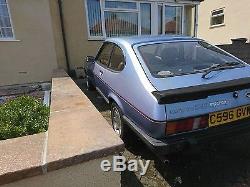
[201,62,243,79]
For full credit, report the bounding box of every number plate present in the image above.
[209,105,250,127]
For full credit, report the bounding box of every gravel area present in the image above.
[0,83,50,104]
[77,79,250,187]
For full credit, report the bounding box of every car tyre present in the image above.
[111,102,128,141]
[86,76,95,90]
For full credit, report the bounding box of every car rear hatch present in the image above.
[151,66,250,135]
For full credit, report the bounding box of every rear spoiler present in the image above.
[152,77,250,104]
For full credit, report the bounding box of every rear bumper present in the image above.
[123,116,250,155]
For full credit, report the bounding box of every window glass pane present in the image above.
[158,5,163,34]
[165,6,182,34]
[105,1,137,9]
[109,46,125,71]
[0,16,4,26]
[104,12,138,37]
[86,0,103,37]
[211,15,224,26]
[0,1,13,38]
[2,27,12,37]
[0,28,3,37]
[97,43,114,66]
[0,4,8,16]
[212,9,223,16]
[140,3,151,35]
[0,16,10,27]
[0,0,6,4]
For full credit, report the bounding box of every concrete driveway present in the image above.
[76,79,250,187]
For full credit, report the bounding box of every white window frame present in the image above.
[84,0,199,40]
[210,8,225,28]
[103,0,140,38]
[0,0,15,40]
[84,0,104,40]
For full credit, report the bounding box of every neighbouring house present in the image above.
[198,0,250,45]
[0,0,202,86]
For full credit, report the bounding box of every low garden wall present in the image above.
[0,69,124,186]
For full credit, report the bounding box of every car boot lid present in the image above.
[150,66,250,120]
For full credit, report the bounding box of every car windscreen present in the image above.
[137,41,243,77]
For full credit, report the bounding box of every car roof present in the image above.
[105,35,199,46]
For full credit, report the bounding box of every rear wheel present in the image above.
[111,103,128,140]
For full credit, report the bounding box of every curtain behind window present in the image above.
[104,12,138,37]
[140,3,151,35]
[86,0,103,37]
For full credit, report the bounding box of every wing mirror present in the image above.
[86,56,95,63]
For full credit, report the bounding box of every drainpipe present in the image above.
[58,0,71,75]
[194,5,198,37]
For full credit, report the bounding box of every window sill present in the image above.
[210,24,225,29]
[0,39,21,42]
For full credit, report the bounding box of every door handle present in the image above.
[99,70,103,76]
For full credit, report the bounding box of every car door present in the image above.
[94,42,114,101]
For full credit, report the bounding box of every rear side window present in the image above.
[96,43,114,66]
[109,45,125,71]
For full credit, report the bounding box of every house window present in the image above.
[210,8,224,27]
[140,3,151,35]
[0,0,13,39]
[165,5,183,34]
[85,0,196,39]
[86,0,103,37]
[104,1,138,37]
[104,11,138,37]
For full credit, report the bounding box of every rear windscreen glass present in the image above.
[138,41,242,77]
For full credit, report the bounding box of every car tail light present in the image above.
[166,116,208,135]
